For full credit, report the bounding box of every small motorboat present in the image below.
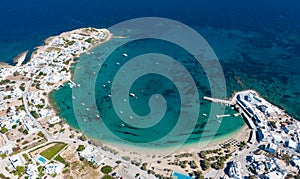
[129,92,136,98]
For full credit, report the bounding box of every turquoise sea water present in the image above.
[50,36,245,148]
[50,83,245,147]
[2,0,300,148]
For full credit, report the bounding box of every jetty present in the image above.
[203,96,234,106]
[68,80,76,86]
[13,50,29,66]
[216,114,231,119]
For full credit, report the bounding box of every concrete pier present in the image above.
[203,96,234,106]
[216,114,231,118]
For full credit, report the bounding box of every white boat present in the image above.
[129,116,133,119]
[81,103,85,106]
[55,85,62,90]
[234,113,240,117]
[72,96,76,99]
[116,62,120,65]
[122,53,128,57]
[86,108,90,111]
[202,113,207,116]
[121,123,125,127]
[129,92,136,98]
[68,83,74,88]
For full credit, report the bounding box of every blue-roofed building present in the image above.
[253,96,262,103]
[257,128,271,142]
[172,171,194,179]
[246,107,254,115]
[244,95,250,102]
[253,115,261,124]
[237,94,241,100]
[265,143,277,154]
[258,105,267,113]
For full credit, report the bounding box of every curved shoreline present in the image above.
[42,27,246,155]
[49,81,247,154]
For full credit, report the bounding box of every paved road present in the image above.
[22,81,53,141]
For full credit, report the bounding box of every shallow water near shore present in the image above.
[50,83,245,148]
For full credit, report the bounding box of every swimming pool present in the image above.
[172,171,194,179]
[37,156,47,164]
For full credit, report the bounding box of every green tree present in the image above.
[37,131,45,138]
[30,111,39,119]
[102,175,114,179]
[0,127,8,134]
[101,165,112,174]
[1,153,7,159]
[76,145,85,151]
[200,160,210,171]
[14,166,25,177]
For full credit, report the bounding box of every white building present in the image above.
[9,154,26,169]
[48,116,61,125]
[265,143,277,154]
[39,109,51,118]
[290,156,300,169]
[0,144,15,155]
[78,145,106,167]
[286,139,297,150]
[265,171,285,179]
[44,162,64,175]
[26,164,38,179]
[272,134,283,144]
[257,128,272,142]
[23,120,39,134]
[227,161,242,179]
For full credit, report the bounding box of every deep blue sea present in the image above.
[2,0,300,148]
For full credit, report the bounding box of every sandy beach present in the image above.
[78,122,250,163]
[0,62,10,67]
